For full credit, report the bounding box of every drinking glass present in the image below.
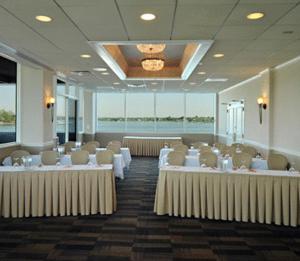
[289,162,296,172]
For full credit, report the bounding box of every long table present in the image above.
[122,136,182,156]
[154,166,300,226]
[0,164,116,218]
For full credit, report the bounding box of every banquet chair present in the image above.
[64,141,76,154]
[96,150,114,165]
[199,152,217,168]
[107,143,121,154]
[173,144,189,154]
[221,146,235,157]
[268,154,288,170]
[231,143,245,151]
[108,140,122,147]
[86,140,100,148]
[243,146,257,157]
[81,143,97,154]
[71,150,89,165]
[10,150,30,165]
[41,151,59,165]
[169,141,183,148]
[191,141,208,148]
[167,151,186,166]
[232,152,252,169]
[214,142,226,151]
[199,146,212,153]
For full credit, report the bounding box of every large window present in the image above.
[97,92,215,133]
[0,56,17,144]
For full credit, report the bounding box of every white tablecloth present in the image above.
[0,164,116,218]
[159,154,268,170]
[2,154,126,179]
[159,148,199,161]
[154,166,300,226]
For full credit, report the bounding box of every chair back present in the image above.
[167,151,185,166]
[268,154,288,170]
[81,144,97,154]
[71,151,89,165]
[86,141,100,148]
[221,146,235,157]
[107,143,121,154]
[191,141,208,148]
[173,144,188,154]
[96,150,114,165]
[108,140,122,147]
[232,152,252,169]
[10,150,30,165]
[199,146,212,153]
[41,151,58,165]
[169,140,183,148]
[64,141,76,153]
[243,146,257,157]
[199,152,217,168]
[214,142,226,151]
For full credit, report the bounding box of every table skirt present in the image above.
[0,168,116,218]
[123,137,182,156]
[154,169,300,226]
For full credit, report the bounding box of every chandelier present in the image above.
[141,57,165,71]
[137,44,166,54]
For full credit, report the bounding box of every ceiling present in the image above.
[0,0,299,93]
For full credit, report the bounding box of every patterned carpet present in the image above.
[1,157,300,261]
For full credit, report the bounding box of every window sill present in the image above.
[0,142,20,149]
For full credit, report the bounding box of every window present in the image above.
[126,93,155,132]
[156,93,184,133]
[0,56,17,144]
[56,95,66,144]
[97,93,125,132]
[185,93,215,133]
[78,88,84,132]
[96,92,215,134]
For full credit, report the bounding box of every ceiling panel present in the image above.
[215,25,268,40]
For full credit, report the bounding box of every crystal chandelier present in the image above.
[141,57,165,71]
[137,44,166,54]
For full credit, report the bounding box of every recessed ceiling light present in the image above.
[189,82,196,85]
[197,71,206,75]
[213,53,224,58]
[113,82,120,85]
[151,82,158,85]
[152,88,157,92]
[121,88,127,92]
[80,54,91,58]
[35,15,52,22]
[247,12,264,20]
[101,72,110,75]
[140,13,156,21]
[182,88,190,92]
[205,78,228,82]
[93,67,107,72]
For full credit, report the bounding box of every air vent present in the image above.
[70,71,91,76]
[127,83,146,88]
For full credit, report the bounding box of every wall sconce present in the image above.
[257,97,267,124]
[46,97,55,122]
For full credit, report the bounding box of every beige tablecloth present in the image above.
[122,136,182,156]
[0,164,116,218]
[154,166,300,227]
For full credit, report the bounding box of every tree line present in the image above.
[0,109,15,124]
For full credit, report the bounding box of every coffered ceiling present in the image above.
[0,0,299,93]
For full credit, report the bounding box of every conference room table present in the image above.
[0,164,116,218]
[158,150,268,170]
[2,153,126,179]
[154,165,300,227]
[122,136,182,156]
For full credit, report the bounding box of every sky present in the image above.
[0,84,16,112]
[97,93,215,118]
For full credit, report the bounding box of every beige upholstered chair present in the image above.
[231,143,245,151]
[86,141,100,148]
[64,141,76,154]
[107,143,121,154]
[214,142,226,151]
[199,146,212,153]
[71,151,89,165]
[199,152,217,168]
[169,141,183,148]
[108,140,122,147]
[173,144,189,154]
[40,151,58,165]
[81,144,97,154]
[10,150,30,165]
[192,141,208,148]
[268,154,288,170]
[232,152,252,169]
[221,146,235,157]
[96,150,114,165]
[243,146,257,157]
[167,151,185,166]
